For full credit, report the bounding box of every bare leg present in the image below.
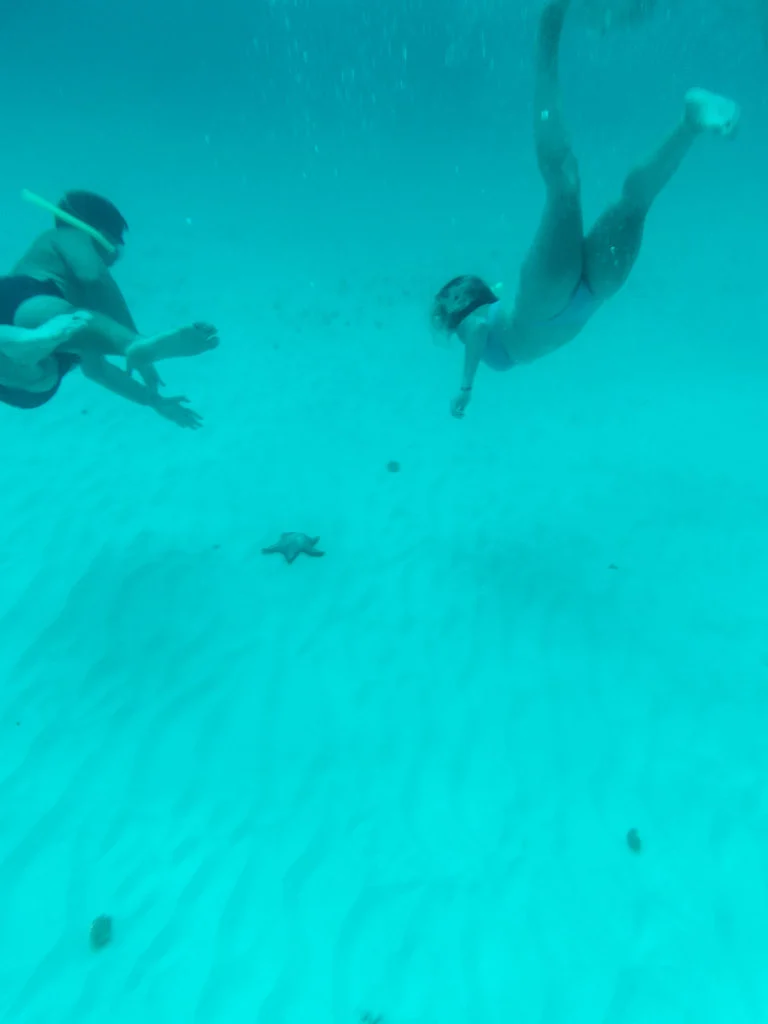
[14,295,219,368]
[0,313,93,366]
[584,88,740,300]
[14,295,139,356]
[514,0,584,322]
[125,323,219,370]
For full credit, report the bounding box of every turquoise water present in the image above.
[0,1,767,1021]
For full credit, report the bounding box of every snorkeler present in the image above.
[0,190,218,426]
[431,0,740,419]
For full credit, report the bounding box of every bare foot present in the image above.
[126,322,219,369]
[685,88,740,137]
[12,311,93,366]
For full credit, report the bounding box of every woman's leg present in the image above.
[584,88,740,300]
[514,0,584,322]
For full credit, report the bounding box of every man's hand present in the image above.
[151,394,203,430]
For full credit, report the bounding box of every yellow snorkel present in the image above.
[21,189,118,255]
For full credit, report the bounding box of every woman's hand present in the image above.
[450,387,472,419]
[151,393,203,429]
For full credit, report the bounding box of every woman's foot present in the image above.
[684,88,740,137]
[126,322,219,369]
[11,311,93,366]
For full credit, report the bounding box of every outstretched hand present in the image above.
[152,394,203,430]
[450,388,472,419]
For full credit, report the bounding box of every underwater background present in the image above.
[0,0,767,1020]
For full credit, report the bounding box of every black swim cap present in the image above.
[55,190,129,245]
[432,275,498,332]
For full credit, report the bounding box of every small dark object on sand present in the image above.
[90,914,113,950]
[626,828,642,853]
[262,532,325,564]
[386,460,400,473]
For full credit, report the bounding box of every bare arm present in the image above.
[82,274,139,332]
[460,321,486,391]
[79,356,202,429]
[449,318,487,419]
[53,230,105,285]
[79,354,154,406]
[59,233,163,388]
[55,231,140,331]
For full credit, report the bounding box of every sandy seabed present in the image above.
[1,167,768,1024]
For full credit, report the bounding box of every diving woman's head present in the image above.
[431,275,498,335]
[55,190,129,264]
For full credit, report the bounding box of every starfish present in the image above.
[261,533,325,564]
